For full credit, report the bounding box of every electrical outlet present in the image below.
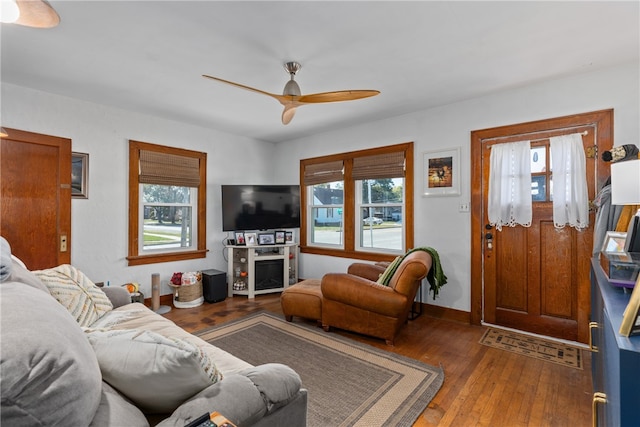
[459,203,470,213]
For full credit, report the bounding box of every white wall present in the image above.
[274,61,640,312]
[3,61,638,309]
[1,83,275,297]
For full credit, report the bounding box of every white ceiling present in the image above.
[1,1,638,143]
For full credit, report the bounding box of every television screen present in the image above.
[221,185,301,231]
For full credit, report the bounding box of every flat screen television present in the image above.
[221,185,301,231]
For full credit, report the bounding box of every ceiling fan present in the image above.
[203,62,380,125]
[0,0,60,28]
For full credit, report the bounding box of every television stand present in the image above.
[226,243,298,299]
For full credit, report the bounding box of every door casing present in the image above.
[470,109,613,343]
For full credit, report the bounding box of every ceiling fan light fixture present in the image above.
[0,0,20,23]
[283,79,301,97]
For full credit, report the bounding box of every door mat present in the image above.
[479,328,583,370]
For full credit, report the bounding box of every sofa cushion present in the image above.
[89,381,149,427]
[94,303,253,375]
[8,260,51,294]
[85,328,222,414]
[156,364,302,427]
[0,282,103,427]
[34,264,113,326]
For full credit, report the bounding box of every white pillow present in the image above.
[33,264,113,327]
[85,328,222,414]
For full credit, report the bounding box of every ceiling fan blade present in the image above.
[282,105,297,125]
[202,74,283,101]
[15,0,60,28]
[298,90,380,104]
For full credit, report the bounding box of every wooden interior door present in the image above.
[1,128,72,270]
[470,110,613,343]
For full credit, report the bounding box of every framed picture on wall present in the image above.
[71,152,89,199]
[422,147,460,197]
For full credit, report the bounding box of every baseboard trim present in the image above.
[143,294,174,308]
[420,303,470,324]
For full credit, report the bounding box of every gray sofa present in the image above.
[0,238,307,427]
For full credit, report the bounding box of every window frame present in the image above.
[127,140,207,266]
[300,142,414,262]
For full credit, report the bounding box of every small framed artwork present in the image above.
[258,233,275,245]
[601,231,627,253]
[71,152,89,199]
[234,231,246,246]
[285,231,293,243]
[422,147,460,197]
[245,232,257,246]
[274,230,286,244]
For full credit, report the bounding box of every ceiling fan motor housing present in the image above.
[283,62,302,96]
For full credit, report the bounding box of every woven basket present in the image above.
[168,281,203,302]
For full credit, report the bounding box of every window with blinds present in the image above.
[300,142,413,259]
[128,141,207,266]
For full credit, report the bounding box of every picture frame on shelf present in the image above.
[234,231,246,246]
[285,231,293,243]
[601,231,627,253]
[274,230,286,244]
[258,233,275,245]
[422,147,460,197]
[71,152,89,199]
[245,232,257,246]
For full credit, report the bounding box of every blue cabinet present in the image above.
[590,259,640,426]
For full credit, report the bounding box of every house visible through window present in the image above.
[127,141,207,266]
[301,142,413,261]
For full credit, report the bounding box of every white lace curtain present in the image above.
[549,133,589,230]
[488,133,588,232]
[488,140,532,231]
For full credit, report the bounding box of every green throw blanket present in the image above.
[377,247,447,300]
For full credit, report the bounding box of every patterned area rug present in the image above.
[479,328,583,370]
[196,312,444,427]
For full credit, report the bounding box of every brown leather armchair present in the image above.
[320,251,432,345]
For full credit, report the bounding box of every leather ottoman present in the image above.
[281,279,322,326]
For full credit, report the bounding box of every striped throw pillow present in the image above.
[34,264,113,327]
[376,256,403,286]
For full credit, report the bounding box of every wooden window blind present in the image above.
[352,151,405,180]
[303,160,344,186]
[139,150,200,187]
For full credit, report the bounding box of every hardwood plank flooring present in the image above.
[161,294,593,426]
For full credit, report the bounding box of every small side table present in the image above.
[408,280,423,320]
[130,292,144,304]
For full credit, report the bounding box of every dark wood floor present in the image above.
[162,294,593,427]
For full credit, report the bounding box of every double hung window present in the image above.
[301,142,413,261]
[127,141,207,266]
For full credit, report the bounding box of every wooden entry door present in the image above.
[1,128,72,270]
[470,110,612,344]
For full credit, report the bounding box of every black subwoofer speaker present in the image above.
[201,269,227,303]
